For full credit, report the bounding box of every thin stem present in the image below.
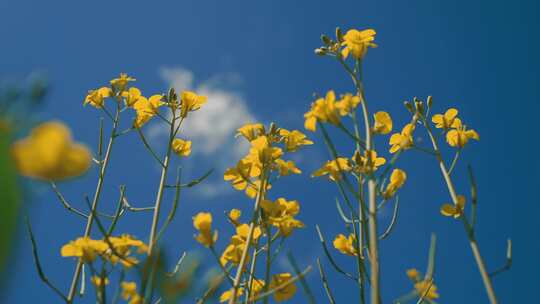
[287,252,316,304]
[421,115,498,304]
[317,258,336,304]
[67,102,120,303]
[228,171,268,304]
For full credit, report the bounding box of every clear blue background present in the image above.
[1,0,538,303]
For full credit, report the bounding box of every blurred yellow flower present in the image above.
[84,87,112,108]
[172,138,192,157]
[193,212,218,247]
[237,123,265,141]
[414,280,439,300]
[275,159,301,176]
[244,179,271,199]
[440,195,466,218]
[383,168,407,199]
[122,87,143,107]
[90,276,109,287]
[446,120,479,148]
[406,268,420,281]
[224,160,258,191]
[432,108,461,129]
[110,73,135,92]
[335,93,361,116]
[11,121,91,181]
[220,287,244,303]
[389,123,415,153]
[304,90,341,132]
[261,198,304,237]
[352,149,386,174]
[279,129,313,152]
[312,157,351,181]
[333,233,358,256]
[373,111,393,135]
[133,95,164,128]
[180,91,207,118]
[269,273,297,302]
[228,209,242,225]
[60,237,108,263]
[121,281,143,304]
[341,29,377,59]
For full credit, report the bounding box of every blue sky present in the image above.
[1,0,538,302]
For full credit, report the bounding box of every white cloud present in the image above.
[150,67,258,197]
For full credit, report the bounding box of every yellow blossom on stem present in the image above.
[110,73,135,92]
[220,287,244,303]
[84,87,112,108]
[172,138,192,157]
[11,121,91,181]
[352,149,386,174]
[341,29,377,59]
[275,159,301,176]
[245,179,271,198]
[224,159,259,190]
[432,108,461,129]
[333,233,358,256]
[389,123,415,153]
[90,276,110,287]
[60,237,108,263]
[236,123,265,141]
[312,157,351,181]
[406,268,420,281]
[261,198,304,237]
[235,224,262,244]
[133,95,164,128]
[440,195,466,218]
[304,90,341,132]
[180,91,207,118]
[373,111,393,135]
[228,209,242,226]
[193,212,218,247]
[446,120,479,148]
[414,280,439,300]
[269,273,297,302]
[279,129,313,152]
[248,135,283,166]
[335,93,361,116]
[121,281,143,304]
[383,168,407,199]
[121,87,143,107]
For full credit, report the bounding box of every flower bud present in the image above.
[314,48,327,56]
[404,101,414,113]
[321,34,332,46]
[426,95,433,109]
[335,27,344,43]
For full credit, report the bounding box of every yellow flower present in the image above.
[219,287,244,303]
[446,120,479,148]
[172,138,192,157]
[237,123,265,141]
[335,93,361,116]
[261,198,304,237]
[220,239,246,266]
[275,159,301,176]
[110,73,135,92]
[224,160,260,190]
[11,121,91,181]
[341,29,377,59]
[60,237,108,263]
[440,195,466,218]
[84,87,112,108]
[432,108,461,129]
[406,268,420,281]
[269,273,297,302]
[121,281,143,304]
[180,91,207,118]
[228,209,242,225]
[414,280,439,300]
[389,123,415,153]
[312,157,351,181]
[248,135,283,166]
[383,169,407,199]
[235,224,262,244]
[373,111,393,135]
[279,129,313,152]
[244,179,271,199]
[304,90,341,132]
[333,233,358,256]
[249,279,266,300]
[90,276,110,287]
[352,149,386,174]
[121,87,143,107]
[133,95,164,128]
[108,234,148,254]
[193,212,218,247]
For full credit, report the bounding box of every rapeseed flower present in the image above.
[383,169,407,199]
[237,123,265,141]
[432,108,461,130]
[440,195,466,218]
[373,111,393,135]
[84,87,112,108]
[312,157,351,181]
[333,233,358,256]
[352,149,386,174]
[172,138,192,157]
[193,212,218,247]
[446,120,479,148]
[180,91,207,118]
[304,90,341,132]
[279,129,313,152]
[341,29,377,59]
[269,273,297,302]
[60,237,108,263]
[389,123,415,153]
